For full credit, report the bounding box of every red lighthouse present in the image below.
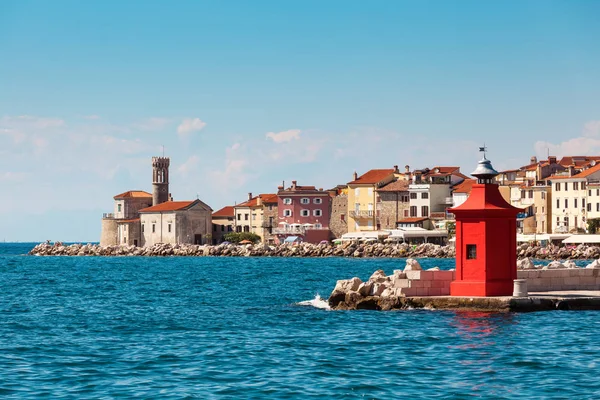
[449,150,523,297]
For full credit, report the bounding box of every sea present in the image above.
[1,242,599,399]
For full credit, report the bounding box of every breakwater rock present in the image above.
[517,243,600,260]
[29,242,456,258]
[328,258,600,311]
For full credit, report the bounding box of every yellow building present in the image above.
[347,167,398,232]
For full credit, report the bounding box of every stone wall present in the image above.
[262,204,278,244]
[330,194,348,238]
[518,268,600,292]
[100,218,118,246]
[378,192,409,230]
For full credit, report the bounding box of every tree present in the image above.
[223,232,261,243]
[587,218,600,234]
[445,221,456,239]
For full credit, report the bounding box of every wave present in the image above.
[296,294,331,310]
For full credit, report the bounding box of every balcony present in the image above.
[273,227,305,235]
[261,222,274,228]
[444,197,453,205]
[350,210,374,218]
[103,213,115,219]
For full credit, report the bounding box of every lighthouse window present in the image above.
[466,245,477,260]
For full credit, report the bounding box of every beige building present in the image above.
[347,167,398,232]
[139,200,212,246]
[212,206,235,244]
[233,193,277,242]
[100,190,153,246]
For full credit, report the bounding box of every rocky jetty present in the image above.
[28,241,456,258]
[28,241,600,260]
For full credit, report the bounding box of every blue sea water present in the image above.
[1,243,599,399]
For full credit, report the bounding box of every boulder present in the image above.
[369,270,388,283]
[543,261,564,270]
[404,258,422,271]
[563,260,578,269]
[585,260,600,269]
[517,258,535,270]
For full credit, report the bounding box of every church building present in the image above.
[100,156,212,247]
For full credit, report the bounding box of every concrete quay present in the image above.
[382,291,600,312]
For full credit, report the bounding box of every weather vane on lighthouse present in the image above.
[479,144,488,159]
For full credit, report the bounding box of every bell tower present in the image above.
[152,156,170,206]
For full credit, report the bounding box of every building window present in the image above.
[118,204,122,212]
[421,206,429,217]
[597,189,599,196]
[237,214,241,220]
[315,223,322,229]
[314,198,322,204]
[466,244,477,260]
[301,198,310,204]
[574,182,579,190]
[283,209,292,217]
[301,209,310,217]
[565,199,568,209]
[402,195,409,202]
[574,198,578,208]
[587,203,591,212]
[597,203,599,212]
[590,190,592,197]
[168,223,172,233]
[283,198,292,205]
[314,209,322,217]
[565,183,568,192]
[213,224,216,232]
[410,193,417,199]
[245,214,249,221]
[528,190,533,198]
[521,191,526,199]
[152,224,156,233]
[142,224,145,233]
[583,182,587,190]
[252,214,256,220]
[404,209,409,217]
[221,225,225,232]
[341,214,345,222]
[541,192,545,199]
[269,205,273,211]
[421,193,429,199]
[368,187,374,196]
[556,198,560,209]
[410,206,417,217]
[583,198,586,208]
[354,188,360,197]
[244,226,250,232]
[575,216,578,228]
[555,182,561,191]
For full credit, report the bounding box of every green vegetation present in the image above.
[223,232,261,244]
[445,221,456,239]
[587,218,600,234]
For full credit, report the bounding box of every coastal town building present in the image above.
[347,167,399,232]
[139,200,212,246]
[376,179,410,230]
[261,195,279,244]
[273,181,331,243]
[549,163,600,233]
[329,185,348,239]
[100,156,213,247]
[233,193,278,242]
[212,206,235,244]
[407,166,467,222]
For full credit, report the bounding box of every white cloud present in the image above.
[534,121,600,158]
[266,129,301,143]
[177,118,206,137]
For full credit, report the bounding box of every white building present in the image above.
[139,200,213,246]
[408,167,467,219]
[550,163,600,233]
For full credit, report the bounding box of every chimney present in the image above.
[569,166,575,176]
[353,171,358,180]
[548,156,557,164]
[531,156,538,164]
[393,165,399,173]
[292,180,297,189]
[248,192,253,201]
[168,193,173,201]
[257,196,263,206]
[405,165,410,173]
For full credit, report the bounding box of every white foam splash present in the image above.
[297,294,331,310]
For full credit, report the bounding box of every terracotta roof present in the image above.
[452,179,475,194]
[549,164,600,180]
[236,193,277,207]
[261,194,278,204]
[348,169,395,185]
[114,190,152,200]
[377,180,410,192]
[116,218,140,223]
[397,217,428,223]
[139,200,197,213]
[213,206,235,217]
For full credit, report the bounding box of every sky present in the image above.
[1,0,600,241]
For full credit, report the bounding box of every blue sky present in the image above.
[1,0,600,241]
